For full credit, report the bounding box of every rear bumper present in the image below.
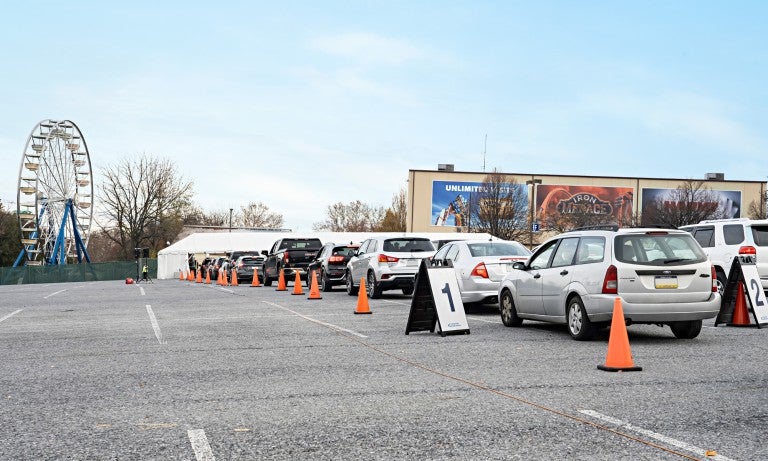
[377,275,416,291]
[460,279,502,304]
[585,293,721,323]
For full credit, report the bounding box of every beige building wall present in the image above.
[407,169,766,242]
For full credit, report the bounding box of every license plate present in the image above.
[405,259,419,266]
[654,275,678,289]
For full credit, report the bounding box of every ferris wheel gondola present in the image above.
[13,119,93,266]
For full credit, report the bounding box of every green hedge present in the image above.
[0,260,157,285]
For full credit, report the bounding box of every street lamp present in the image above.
[526,179,542,249]
[229,208,233,233]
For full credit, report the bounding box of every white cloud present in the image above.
[310,32,424,67]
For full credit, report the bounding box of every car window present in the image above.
[551,237,579,268]
[615,233,707,265]
[333,246,357,257]
[446,245,460,261]
[723,224,745,245]
[528,240,558,270]
[433,244,451,261]
[467,242,531,257]
[751,226,768,246]
[575,237,605,264]
[382,238,434,252]
[691,227,714,248]
[358,240,371,254]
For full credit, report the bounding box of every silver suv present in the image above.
[497,227,720,340]
[346,236,436,298]
[680,218,768,294]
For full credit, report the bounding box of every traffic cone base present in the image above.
[292,272,304,295]
[598,298,641,372]
[307,270,322,300]
[251,268,261,287]
[276,269,287,291]
[231,268,239,286]
[354,277,372,314]
[729,280,752,326]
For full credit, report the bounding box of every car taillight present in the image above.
[711,265,717,293]
[470,262,489,278]
[238,263,244,269]
[283,253,290,262]
[739,246,757,255]
[602,265,618,294]
[328,255,345,263]
[378,254,399,263]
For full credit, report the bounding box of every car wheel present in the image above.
[499,289,522,327]
[263,270,273,287]
[320,270,333,292]
[715,270,727,296]
[346,271,358,296]
[367,271,382,299]
[401,287,414,296]
[567,297,595,341]
[670,320,703,339]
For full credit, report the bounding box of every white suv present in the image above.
[497,227,720,340]
[680,218,768,294]
[346,236,436,298]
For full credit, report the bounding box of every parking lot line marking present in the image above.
[43,289,67,299]
[139,287,145,296]
[466,315,498,324]
[145,305,165,344]
[0,309,22,324]
[579,410,735,461]
[188,429,216,461]
[262,301,368,338]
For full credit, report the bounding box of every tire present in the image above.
[499,289,522,327]
[367,271,382,299]
[346,271,358,296]
[715,270,727,296]
[320,270,333,292]
[670,320,703,339]
[567,297,595,341]
[263,268,273,287]
[401,287,414,296]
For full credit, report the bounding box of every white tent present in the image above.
[156,231,496,279]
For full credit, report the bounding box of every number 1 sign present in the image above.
[405,260,470,336]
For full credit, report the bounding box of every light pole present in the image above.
[229,208,233,233]
[526,178,542,249]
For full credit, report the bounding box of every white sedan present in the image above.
[431,239,531,304]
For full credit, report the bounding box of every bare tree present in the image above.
[748,193,767,219]
[99,155,192,259]
[466,171,528,241]
[376,187,407,232]
[313,200,385,231]
[238,202,284,228]
[641,180,724,228]
[0,200,22,266]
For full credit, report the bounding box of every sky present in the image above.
[1,1,767,232]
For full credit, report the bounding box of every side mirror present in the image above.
[261,250,268,256]
[512,261,526,270]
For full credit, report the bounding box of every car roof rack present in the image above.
[569,225,619,232]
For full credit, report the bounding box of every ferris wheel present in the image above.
[14,119,93,266]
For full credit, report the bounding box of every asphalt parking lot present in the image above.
[1,279,766,460]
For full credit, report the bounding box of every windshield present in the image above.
[467,242,531,257]
[614,233,707,265]
[382,238,435,252]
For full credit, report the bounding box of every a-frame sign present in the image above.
[405,259,470,337]
[715,255,768,327]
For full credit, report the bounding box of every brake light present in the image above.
[470,262,489,278]
[711,265,717,293]
[739,246,757,255]
[328,255,345,263]
[283,252,290,263]
[378,254,399,263]
[602,265,618,294]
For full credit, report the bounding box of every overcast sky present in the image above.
[1,1,766,232]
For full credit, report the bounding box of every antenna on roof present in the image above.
[482,134,487,172]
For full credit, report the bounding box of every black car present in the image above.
[307,242,360,291]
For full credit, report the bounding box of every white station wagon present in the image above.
[497,227,721,340]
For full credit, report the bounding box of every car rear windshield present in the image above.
[281,239,322,250]
[332,246,358,256]
[382,238,435,252]
[240,257,261,264]
[467,242,530,257]
[751,226,768,246]
[614,233,707,265]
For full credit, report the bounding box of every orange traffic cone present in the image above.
[354,277,372,314]
[276,269,287,291]
[221,269,229,286]
[292,272,304,295]
[598,298,641,372]
[251,267,261,287]
[179,270,185,281]
[230,268,239,286]
[195,269,202,283]
[307,270,322,300]
[730,280,752,326]
[187,270,194,281]
[205,270,211,284]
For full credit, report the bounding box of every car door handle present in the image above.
[533,273,541,279]
[700,273,710,278]
[560,270,568,276]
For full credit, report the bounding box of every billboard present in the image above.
[431,180,528,226]
[536,185,635,227]
[640,188,741,219]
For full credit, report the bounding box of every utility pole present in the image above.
[229,208,233,232]
[482,134,487,172]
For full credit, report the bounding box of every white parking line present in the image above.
[262,301,368,338]
[579,410,736,461]
[43,289,67,299]
[466,315,498,324]
[0,309,22,324]
[145,305,165,344]
[139,287,145,296]
[187,429,215,460]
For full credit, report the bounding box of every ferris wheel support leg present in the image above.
[12,248,26,268]
[49,200,74,265]
[68,200,91,263]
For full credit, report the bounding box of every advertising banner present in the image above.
[536,185,635,226]
[640,188,741,219]
[431,180,528,227]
